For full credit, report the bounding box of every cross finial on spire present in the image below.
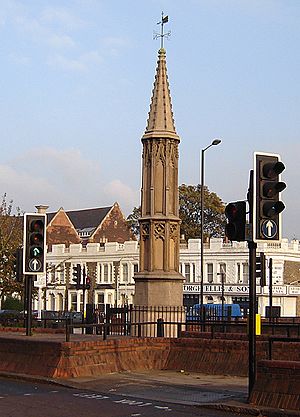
[153,12,170,49]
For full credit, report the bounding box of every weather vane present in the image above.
[153,12,171,49]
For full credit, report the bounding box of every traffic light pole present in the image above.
[24,275,34,336]
[247,169,257,399]
[248,240,257,398]
[269,258,273,322]
[82,266,86,334]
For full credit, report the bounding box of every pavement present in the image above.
[1,369,299,417]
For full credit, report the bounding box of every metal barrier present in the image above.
[65,319,185,342]
[268,336,300,360]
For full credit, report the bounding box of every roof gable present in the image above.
[66,206,112,230]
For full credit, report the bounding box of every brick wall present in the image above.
[0,334,299,381]
[91,204,133,244]
[250,360,300,411]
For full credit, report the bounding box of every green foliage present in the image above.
[1,296,23,311]
[179,184,226,240]
[0,194,24,299]
[126,206,141,239]
[127,184,226,240]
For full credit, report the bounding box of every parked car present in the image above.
[0,309,22,325]
[62,311,83,323]
[186,303,242,321]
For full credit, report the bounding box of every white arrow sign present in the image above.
[266,221,273,237]
[29,258,42,272]
[261,219,277,239]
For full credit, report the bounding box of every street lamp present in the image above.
[200,139,221,314]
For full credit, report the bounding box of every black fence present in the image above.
[2,305,300,343]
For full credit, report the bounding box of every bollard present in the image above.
[177,323,182,338]
[157,318,164,337]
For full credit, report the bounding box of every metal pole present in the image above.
[82,266,86,334]
[269,258,273,321]
[25,275,33,336]
[248,240,257,398]
[199,140,221,323]
[221,272,225,319]
[247,169,257,399]
[200,148,205,310]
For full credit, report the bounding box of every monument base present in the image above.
[132,272,185,337]
[134,271,184,306]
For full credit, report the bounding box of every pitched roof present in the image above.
[142,48,179,141]
[47,206,113,231]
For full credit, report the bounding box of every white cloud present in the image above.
[40,6,86,30]
[47,50,102,72]
[104,179,139,215]
[1,147,138,215]
[47,34,75,49]
[47,54,86,72]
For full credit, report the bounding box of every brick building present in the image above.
[46,202,134,248]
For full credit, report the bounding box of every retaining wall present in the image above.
[250,360,300,411]
[0,334,299,379]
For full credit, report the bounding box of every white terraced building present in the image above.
[33,238,300,317]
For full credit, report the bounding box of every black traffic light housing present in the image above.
[23,213,47,275]
[254,153,286,241]
[256,252,266,287]
[225,201,246,242]
[72,264,82,289]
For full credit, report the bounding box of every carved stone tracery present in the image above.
[154,222,165,240]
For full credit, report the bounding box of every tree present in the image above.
[179,184,226,240]
[126,206,141,240]
[0,194,24,302]
[127,184,226,241]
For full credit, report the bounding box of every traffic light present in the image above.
[14,248,24,282]
[85,276,91,290]
[256,252,266,287]
[225,201,246,241]
[23,214,47,275]
[254,153,286,241]
[72,264,81,288]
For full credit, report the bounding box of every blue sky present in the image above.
[1,0,299,239]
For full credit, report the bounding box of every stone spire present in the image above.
[142,48,179,141]
[134,46,183,309]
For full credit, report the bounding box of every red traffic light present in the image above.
[30,219,44,233]
[225,203,239,221]
[225,201,246,241]
[262,161,285,179]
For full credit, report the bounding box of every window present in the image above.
[133,264,139,273]
[96,292,104,306]
[107,293,112,305]
[122,263,129,283]
[98,264,102,283]
[57,293,64,311]
[103,264,109,283]
[71,293,77,311]
[50,294,55,310]
[49,265,55,283]
[59,266,65,284]
[242,263,249,284]
[219,263,226,283]
[207,263,213,283]
[184,264,191,282]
